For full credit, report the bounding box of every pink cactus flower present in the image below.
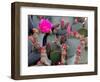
[76,45,81,55]
[61,18,64,27]
[39,19,53,33]
[73,31,79,37]
[66,23,71,35]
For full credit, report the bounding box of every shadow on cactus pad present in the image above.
[50,51,61,65]
[78,28,87,37]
